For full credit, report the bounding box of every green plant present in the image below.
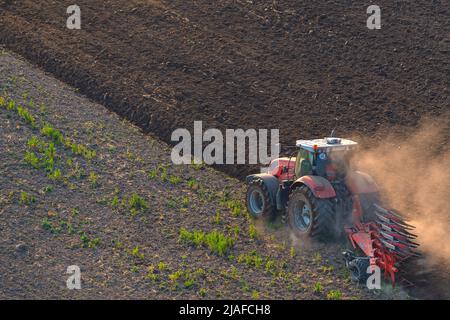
[313,252,322,264]
[168,270,183,284]
[44,185,54,193]
[17,106,36,127]
[198,288,207,297]
[192,160,205,170]
[231,225,240,238]
[27,136,45,150]
[111,195,119,207]
[251,290,260,299]
[214,210,221,224]
[131,246,145,260]
[321,265,334,273]
[157,262,167,271]
[181,196,189,208]
[48,169,62,181]
[146,265,158,281]
[183,279,195,288]
[129,193,148,213]
[238,251,263,269]
[265,260,277,275]
[327,290,342,300]
[290,246,297,258]
[89,172,98,188]
[41,124,63,144]
[41,218,53,231]
[187,178,199,189]
[88,237,100,249]
[194,268,205,278]
[80,233,89,247]
[19,191,35,205]
[24,151,40,169]
[43,143,56,172]
[179,228,205,247]
[131,265,139,273]
[148,168,157,179]
[180,229,234,256]
[169,175,182,185]
[227,199,242,217]
[6,99,15,111]
[248,223,258,239]
[204,230,234,256]
[314,281,323,294]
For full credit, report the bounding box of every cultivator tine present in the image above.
[374,204,408,221]
[378,221,418,239]
[379,238,397,251]
[379,230,420,248]
[370,204,422,276]
[374,205,416,229]
[375,212,416,230]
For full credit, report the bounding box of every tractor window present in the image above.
[328,150,354,177]
[295,149,313,177]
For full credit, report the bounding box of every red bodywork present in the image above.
[295,176,336,198]
[269,157,296,181]
[345,196,418,285]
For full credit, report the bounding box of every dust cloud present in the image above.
[352,118,450,266]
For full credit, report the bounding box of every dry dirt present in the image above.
[1,49,391,299]
[0,1,448,177]
[0,0,448,300]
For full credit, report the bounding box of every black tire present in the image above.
[348,258,370,284]
[287,185,336,241]
[246,179,276,220]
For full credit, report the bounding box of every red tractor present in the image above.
[245,136,420,285]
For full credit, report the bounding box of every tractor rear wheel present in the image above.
[246,179,276,220]
[348,257,370,284]
[287,185,336,241]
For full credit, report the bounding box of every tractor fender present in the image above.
[290,175,336,199]
[246,174,279,203]
[346,171,379,195]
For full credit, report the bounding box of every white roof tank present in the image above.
[296,137,358,152]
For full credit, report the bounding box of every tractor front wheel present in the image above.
[287,185,336,241]
[246,179,276,220]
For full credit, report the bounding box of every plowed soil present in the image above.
[0,1,449,300]
[0,1,449,177]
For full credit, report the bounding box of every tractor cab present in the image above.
[295,137,358,181]
[265,137,358,183]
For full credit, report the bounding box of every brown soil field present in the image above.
[0,1,449,300]
[0,49,386,299]
[0,1,448,177]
